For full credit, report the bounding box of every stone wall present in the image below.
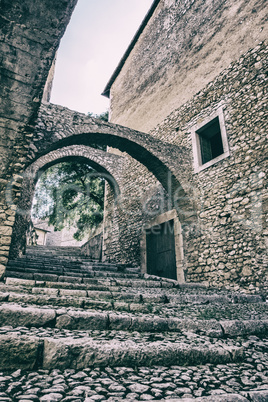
[107,42,267,293]
[81,227,103,261]
[156,42,267,293]
[46,230,62,248]
[109,0,267,133]
[0,0,78,278]
[102,155,171,265]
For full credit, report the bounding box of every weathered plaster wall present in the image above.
[109,0,267,133]
[0,0,78,277]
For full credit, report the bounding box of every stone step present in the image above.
[5,274,175,289]
[0,328,244,371]
[6,267,141,281]
[1,278,265,317]
[41,336,244,371]
[7,261,116,270]
[6,261,141,275]
[7,260,84,268]
[1,290,151,313]
[1,278,267,317]
[0,303,267,338]
[3,277,264,303]
[3,288,266,322]
[20,254,94,262]
[24,252,84,259]
[2,286,229,309]
[26,245,83,253]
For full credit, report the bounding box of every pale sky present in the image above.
[50,0,154,115]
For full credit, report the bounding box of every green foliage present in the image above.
[87,110,109,122]
[32,161,105,240]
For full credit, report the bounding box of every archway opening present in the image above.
[9,152,121,260]
[29,123,195,226]
[31,160,105,248]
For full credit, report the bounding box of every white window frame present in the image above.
[191,106,230,173]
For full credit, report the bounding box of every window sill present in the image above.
[193,151,230,174]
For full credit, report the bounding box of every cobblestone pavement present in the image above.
[0,328,267,401]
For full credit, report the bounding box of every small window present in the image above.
[197,117,223,165]
[191,106,230,173]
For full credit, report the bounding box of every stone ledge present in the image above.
[0,303,267,337]
[0,332,244,371]
[42,337,243,370]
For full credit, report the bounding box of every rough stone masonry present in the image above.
[0,0,267,295]
[0,0,78,278]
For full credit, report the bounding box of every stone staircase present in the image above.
[0,246,267,401]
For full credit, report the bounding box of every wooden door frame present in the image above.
[141,209,185,283]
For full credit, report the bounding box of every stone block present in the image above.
[32,287,59,296]
[55,310,108,330]
[86,290,112,300]
[5,277,35,287]
[83,299,113,310]
[141,294,168,303]
[0,236,11,245]
[108,313,132,330]
[0,304,56,328]
[168,319,223,337]
[0,256,8,264]
[34,273,59,282]
[0,264,6,280]
[220,320,247,337]
[42,337,243,370]
[243,320,268,337]
[131,316,169,332]
[59,289,87,297]
[248,390,268,402]
[0,334,42,370]
[0,292,9,301]
[0,226,12,235]
[58,276,83,283]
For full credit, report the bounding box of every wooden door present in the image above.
[146,219,177,280]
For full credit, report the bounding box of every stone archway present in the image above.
[8,145,123,259]
[29,103,196,224]
[5,102,198,275]
[5,101,199,273]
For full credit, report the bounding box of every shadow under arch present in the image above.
[37,155,121,200]
[9,146,122,259]
[30,132,196,223]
